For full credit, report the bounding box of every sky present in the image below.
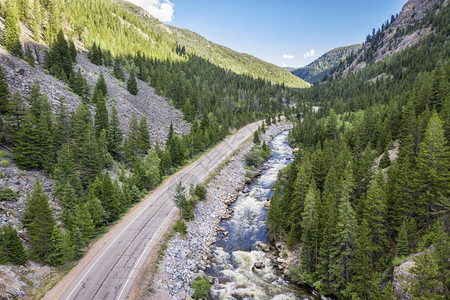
[127,0,406,68]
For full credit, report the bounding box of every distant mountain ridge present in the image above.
[113,0,310,88]
[330,0,447,77]
[290,44,361,83]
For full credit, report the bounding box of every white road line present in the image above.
[116,206,177,300]
[65,195,163,300]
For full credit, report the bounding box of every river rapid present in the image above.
[206,131,320,300]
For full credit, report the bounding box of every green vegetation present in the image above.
[0,188,18,201]
[245,140,271,168]
[267,2,449,298]
[0,224,27,265]
[173,219,188,238]
[191,275,211,299]
[291,44,361,83]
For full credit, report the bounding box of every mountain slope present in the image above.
[291,44,361,83]
[332,0,448,77]
[91,0,310,88]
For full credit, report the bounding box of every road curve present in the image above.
[44,120,262,300]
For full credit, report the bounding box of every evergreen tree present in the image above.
[3,0,22,57]
[396,220,409,257]
[85,186,105,228]
[5,92,25,143]
[138,116,150,155]
[113,57,125,81]
[46,226,66,266]
[72,203,95,243]
[94,90,109,137]
[58,182,78,226]
[364,171,388,261]
[70,227,85,260]
[410,250,444,299]
[53,97,70,152]
[13,111,40,169]
[31,0,41,42]
[329,164,356,292]
[23,181,56,261]
[432,219,449,298]
[300,183,319,277]
[123,113,140,162]
[127,68,138,95]
[3,224,27,265]
[0,66,11,114]
[352,219,375,298]
[92,173,120,222]
[95,71,108,97]
[413,113,449,224]
[253,131,261,145]
[45,30,74,81]
[79,124,101,187]
[108,106,122,157]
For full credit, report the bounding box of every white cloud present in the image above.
[129,0,174,23]
[282,63,287,67]
[283,54,294,59]
[303,49,315,58]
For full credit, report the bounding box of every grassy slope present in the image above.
[114,0,310,88]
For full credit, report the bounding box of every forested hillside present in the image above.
[267,0,449,299]
[0,0,304,285]
[291,44,361,83]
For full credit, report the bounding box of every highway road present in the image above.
[44,120,262,300]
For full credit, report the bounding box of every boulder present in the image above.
[0,266,26,299]
[253,261,265,269]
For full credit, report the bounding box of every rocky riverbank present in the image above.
[150,120,293,299]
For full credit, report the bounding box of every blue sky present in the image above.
[128,0,406,68]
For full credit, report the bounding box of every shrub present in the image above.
[193,184,207,201]
[0,188,18,201]
[191,275,211,299]
[245,150,264,167]
[173,219,188,237]
[1,160,9,167]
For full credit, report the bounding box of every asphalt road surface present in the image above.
[44,120,262,300]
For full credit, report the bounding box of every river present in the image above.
[206,131,320,300]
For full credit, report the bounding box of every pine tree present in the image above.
[92,173,119,222]
[79,124,101,187]
[72,203,95,243]
[138,116,150,155]
[53,97,70,152]
[352,219,375,298]
[70,227,85,260]
[379,150,391,169]
[108,106,122,157]
[94,90,109,137]
[123,113,140,162]
[45,226,66,266]
[58,182,78,226]
[300,183,319,277]
[396,220,409,257]
[70,101,92,157]
[143,150,162,190]
[31,0,41,42]
[0,66,11,114]
[14,111,40,169]
[5,92,25,143]
[410,250,444,299]
[253,131,261,145]
[94,71,108,97]
[113,57,125,81]
[24,181,56,261]
[85,186,105,228]
[45,30,74,81]
[54,142,82,196]
[413,113,449,224]
[3,0,22,57]
[127,68,138,95]
[3,224,27,265]
[364,171,388,262]
[329,164,356,292]
[432,219,449,298]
